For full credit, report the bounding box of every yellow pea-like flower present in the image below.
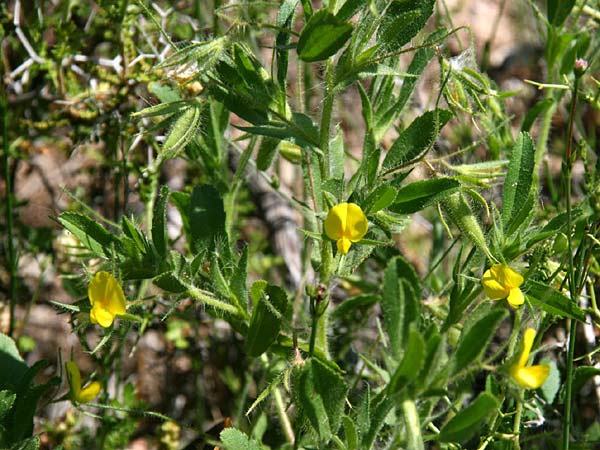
[66,361,101,403]
[88,271,126,328]
[324,203,368,254]
[481,264,525,307]
[509,328,550,389]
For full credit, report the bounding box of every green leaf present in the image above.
[363,185,397,214]
[438,392,499,443]
[297,9,353,62]
[0,390,16,420]
[452,307,507,375]
[131,100,189,118]
[441,192,492,260]
[329,127,345,179]
[502,132,534,231]
[152,186,169,259]
[382,109,453,173]
[343,415,358,450]
[390,178,460,214]
[246,281,288,357]
[256,137,280,171]
[381,256,421,361]
[332,294,379,319]
[219,428,263,450]
[547,0,576,26]
[9,437,40,450]
[389,326,425,392]
[293,359,348,441]
[57,212,120,258]
[526,280,587,321]
[0,334,26,391]
[540,359,560,404]
[275,0,299,89]
[377,0,435,52]
[189,184,227,252]
[160,102,202,162]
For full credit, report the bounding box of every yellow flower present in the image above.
[324,203,368,254]
[481,264,525,307]
[509,328,550,389]
[88,271,126,328]
[66,361,101,403]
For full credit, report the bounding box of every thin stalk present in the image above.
[319,59,335,179]
[562,73,581,450]
[274,387,295,445]
[1,89,17,337]
[512,392,523,450]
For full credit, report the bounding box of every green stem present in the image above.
[562,73,581,450]
[315,308,329,357]
[274,387,295,445]
[512,392,523,450]
[319,59,335,179]
[1,87,17,337]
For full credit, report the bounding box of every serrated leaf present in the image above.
[382,109,453,173]
[297,9,353,62]
[57,213,120,259]
[160,102,202,162]
[293,359,348,441]
[381,256,421,361]
[391,178,460,214]
[526,280,587,321]
[246,282,288,357]
[438,393,499,443]
[453,307,507,375]
[377,0,435,52]
[220,428,263,450]
[502,132,534,231]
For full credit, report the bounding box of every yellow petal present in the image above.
[482,268,509,300]
[511,365,550,389]
[88,271,126,325]
[90,304,116,328]
[76,381,101,403]
[517,328,536,367]
[337,237,352,254]
[344,203,368,242]
[324,203,347,240]
[66,361,82,397]
[507,288,525,307]
[498,265,524,289]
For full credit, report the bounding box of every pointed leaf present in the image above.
[297,9,353,62]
